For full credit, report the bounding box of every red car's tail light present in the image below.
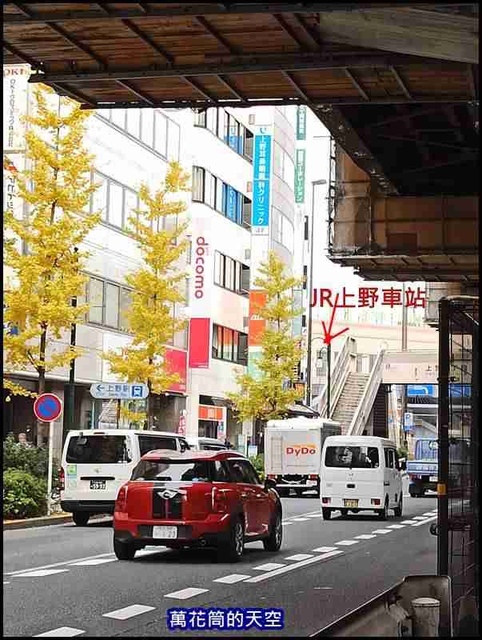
[321,497,331,504]
[59,467,65,491]
[371,498,381,505]
[309,474,318,480]
[211,487,228,513]
[116,486,128,512]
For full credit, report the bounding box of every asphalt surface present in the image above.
[4,486,438,637]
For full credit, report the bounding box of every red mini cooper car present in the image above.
[113,449,283,561]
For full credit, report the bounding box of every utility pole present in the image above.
[63,247,78,442]
[401,283,408,448]
[305,179,326,408]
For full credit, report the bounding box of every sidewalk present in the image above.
[4,512,109,530]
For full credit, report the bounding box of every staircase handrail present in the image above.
[347,345,386,436]
[313,335,354,417]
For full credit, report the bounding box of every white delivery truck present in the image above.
[264,417,341,497]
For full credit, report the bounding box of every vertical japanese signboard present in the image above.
[247,290,267,380]
[296,106,307,140]
[251,126,273,235]
[3,65,30,255]
[294,149,306,203]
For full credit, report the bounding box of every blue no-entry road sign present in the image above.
[33,393,63,423]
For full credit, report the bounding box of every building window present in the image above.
[192,166,251,229]
[193,107,253,162]
[212,323,248,365]
[88,277,104,325]
[167,120,180,161]
[85,276,135,332]
[192,167,205,202]
[214,251,250,295]
[273,142,295,188]
[91,172,139,232]
[96,107,178,159]
[105,282,120,328]
[140,109,154,147]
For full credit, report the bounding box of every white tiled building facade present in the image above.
[3,65,301,456]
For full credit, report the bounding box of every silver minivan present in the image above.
[60,429,190,525]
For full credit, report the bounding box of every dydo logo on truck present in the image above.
[286,443,317,456]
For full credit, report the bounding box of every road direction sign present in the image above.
[33,393,63,423]
[90,382,149,400]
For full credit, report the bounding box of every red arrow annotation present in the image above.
[321,293,350,345]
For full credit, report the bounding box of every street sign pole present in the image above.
[47,421,54,516]
[33,393,63,517]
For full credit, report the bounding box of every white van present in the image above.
[320,435,403,520]
[187,436,228,451]
[60,429,190,525]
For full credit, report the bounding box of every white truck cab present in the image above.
[320,435,404,520]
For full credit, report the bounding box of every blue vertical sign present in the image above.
[226,185,237,221]
[252,128,272,235]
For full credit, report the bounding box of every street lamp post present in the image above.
[306,179,327,408]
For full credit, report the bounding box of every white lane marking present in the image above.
[13,569,69,578]
[413,515,430,520]
[213,574,251,584]
[34,627,85,637]
[386,524,406,529]
[69,558,117,567]
[423,512,435,516]
[282,521,293,525]
[4,581,11,585]
[307,514,323,518]
[355,534,377,540]
[292,517,310,522]
[284,554,314,561]
[401,520,418,525]
[312,546,339,553]
[103,604,155,620]
[412,516,437,527]
[6,552,115,576]
[372,529,392,534]
[245,550,344,583]
[164,587,209,600]
[253,562,286,571]
[334,540,359,546]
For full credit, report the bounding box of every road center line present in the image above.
[6,552,115,576]
[244,550,343,583]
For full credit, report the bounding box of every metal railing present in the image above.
[347,344,386,436]
[313,335,355,418]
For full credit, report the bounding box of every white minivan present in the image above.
[320,435,404,520]
[60,429,190,525]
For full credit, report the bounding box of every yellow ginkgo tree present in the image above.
[103,162,190,429]
[228,251,303,425]
[3,86,100,443]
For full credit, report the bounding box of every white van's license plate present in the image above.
[344,499,358,508]
[90,480,106,490]
[153,526,177,539]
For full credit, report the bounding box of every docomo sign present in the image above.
[194,237,208,299]
[286,444,317,456]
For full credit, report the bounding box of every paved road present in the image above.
[4,491,437,637]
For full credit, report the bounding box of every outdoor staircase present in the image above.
[331,373,370,434]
